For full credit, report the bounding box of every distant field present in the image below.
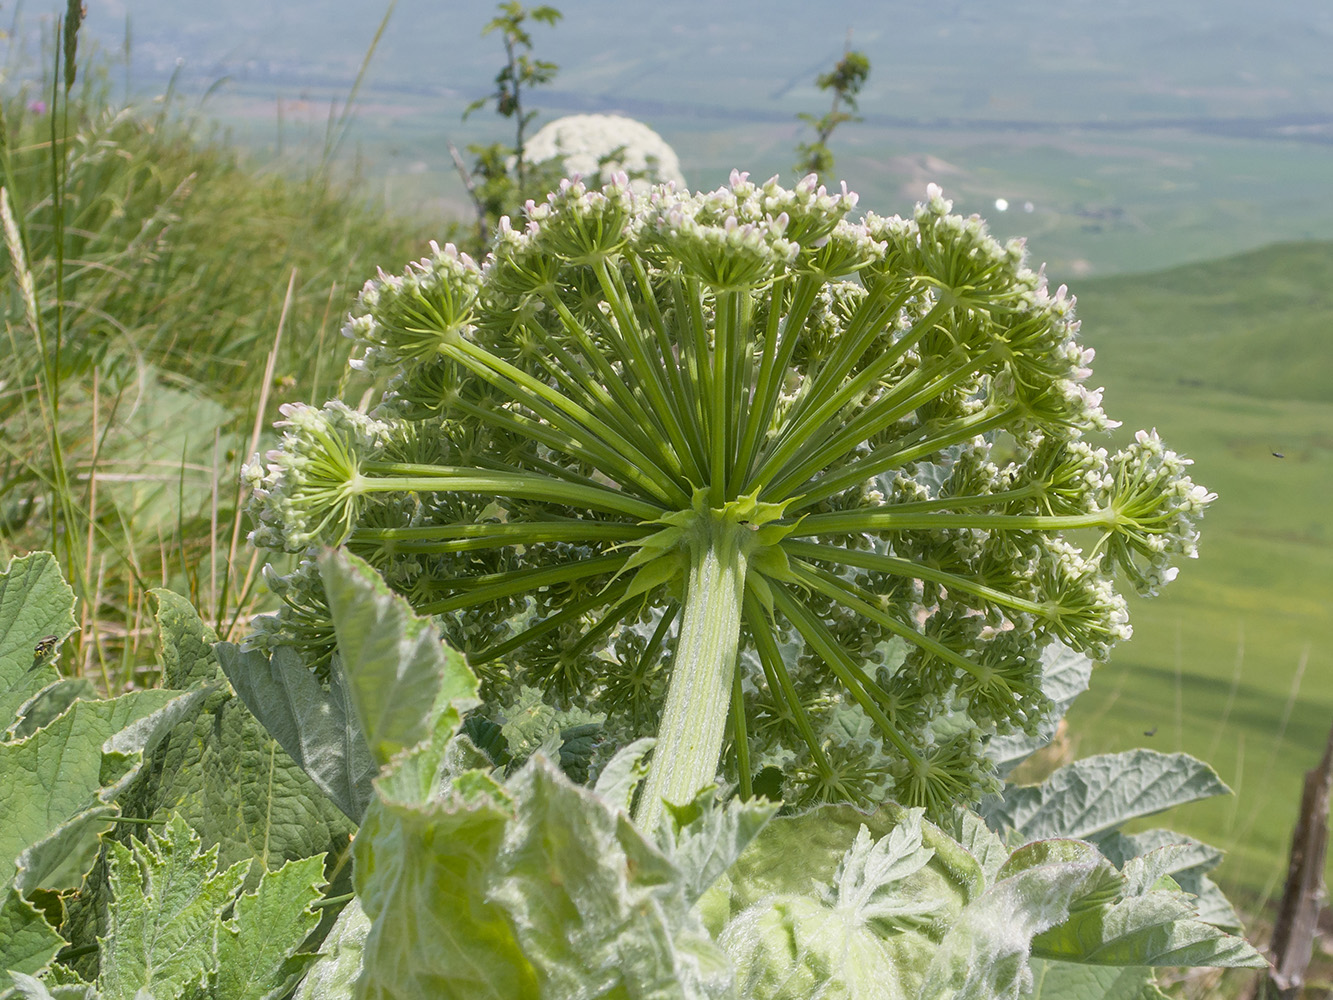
[1064,242,1333,909]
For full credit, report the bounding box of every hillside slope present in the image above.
[1074,241,1333,405]
[1064,241,1333,906]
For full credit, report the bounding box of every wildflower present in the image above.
[247,176,1212,825]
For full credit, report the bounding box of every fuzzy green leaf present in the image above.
[919,844,1121,1000]
[292,897,370,1000]
[212,853,326,1000]
[152,588,225,690]
[98,815,251,1000]
[12,804,120,893]
[6,678,95,741]
[1093,828,1241,931]
[489,758,731,998]
[319,548,478,767]
[591,737,655,812]
[123,599,355,882]
[982,750,1231,841]
[354,745,537,1000]
[719,804,984,1000]
[1028,960,1169,1000]
[0,552,77,726]
[0,888,66,992]
[0,689,196,885]
[1030,845,1265,969]
[656,791,777,906]
[216,641,376,823]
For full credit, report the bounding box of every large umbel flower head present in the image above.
[246,172,1213,826]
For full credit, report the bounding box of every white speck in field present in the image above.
[994,198,1009,211]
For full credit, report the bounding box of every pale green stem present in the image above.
[635,516,749,830]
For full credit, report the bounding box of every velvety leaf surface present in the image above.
[6,678,95,741]
[0,552,77,724]
[919,844,1121,1000]
[1028,959,1169,1000]
[657,792,777,906]
[0,887,66,992]
[1030,845,1264,969]
[98,815,251,1000]
[12,804,119,893]
[123,593,355,881]
[719,806,984,1000]
[319,549,478,767]
[489,758,732,999]
[0,689,190,884]
[216,641,376,823]
[292,898,370,1000]
[982,750,1231,841]
[1092,828,1242,931]
[354,747,538,1000]
[212,853,326,1000]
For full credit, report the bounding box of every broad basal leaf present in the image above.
[0,688,202,885]
[0,887,66,992]
[1028,959,1169,1000]
[354,745,537,1000]
[1092,828,1242,931]
[719,805,984,1000]
[919,840,1121,1000]
[489,758,732,999]
[217,641,376,823]
[6,678,95,742]
[1030,845,1264,969]
[212,853,326,1000]
[981,750,1231,841]
[319,548,478,767]
[657,789,777,906]
[98,815,251,1000]
[0,552,77,726]
[292,897,370,1000]
[123,596,355,881]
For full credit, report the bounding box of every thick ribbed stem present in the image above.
[634,516,748,830]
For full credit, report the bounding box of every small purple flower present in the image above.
[27,100,47,115]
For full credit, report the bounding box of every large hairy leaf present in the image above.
[292,898,370,1000]
[319,548,478,767]
[216,641,376,823]
[1029,845,1263,969]
[489,759,732,999]
[99,816,251,1000]
[94,815,325,1000]
[123,591,355,878]
[355,749,537,1000]
[717,805,984,1000]
[0,688,203,885]
[1028,960,1169,1000]
[212,853,326,1000]
[981,750,1231,841]
[0,888,67,992]
[0,552,77,725]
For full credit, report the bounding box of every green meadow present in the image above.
[1068,243,1333,910]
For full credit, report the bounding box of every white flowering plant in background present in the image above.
[523,113,687,194]
[245,172,1214,830]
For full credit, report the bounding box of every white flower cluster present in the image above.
[524,113,686,194]
[243,401,394,551]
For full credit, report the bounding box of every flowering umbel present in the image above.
[245,173,1213,825]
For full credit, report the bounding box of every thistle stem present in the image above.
[634,515,749,829]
